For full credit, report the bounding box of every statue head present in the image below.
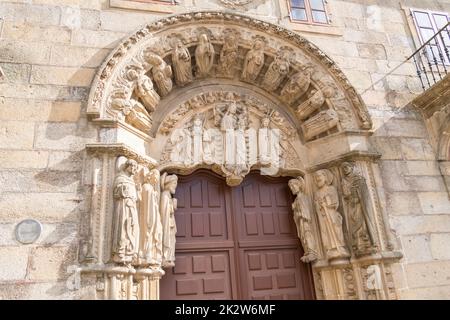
[288,176,305,195]
[194,115,202,126]
[145,169,160,186]
[124,159,138,176]
[144,52,163,66]
[341,162,355,176]
[199,33,209,44]
[254,38,264,50]
[261,116,270,128]
[228,101,237,114]
[314,169,333,188]
[126,68,139,81]
[323,86,335,98]
[162,173,178,194]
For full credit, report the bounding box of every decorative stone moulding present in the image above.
[80,11,403,300]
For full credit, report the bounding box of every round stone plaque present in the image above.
[15,219,42,244]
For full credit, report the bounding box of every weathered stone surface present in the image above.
[0,150,48,169]
[28,246,77,281]
[0,192,83,223]
[386,192,424,216]
[0,121,35,149]
[392,215,450,235]
[30,66,95,87]
[49,45,110,68]
[357,43,387,59]
[400,138,436,161]
[34,122,97,151]
[0,170,81,193]
[0,98,82,122]
[0,62,31,83]
[405,261,450,288]
[430,233,450,260]
[0,247,29,281]
[71,29,127,49]
[2,22,71,43]
[0,40,51,64]
[418,192,450,215]
[47,151,83,172]
[0,222,78,246]
[400,234,433,263]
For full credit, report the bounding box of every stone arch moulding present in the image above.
[80,11,403,300]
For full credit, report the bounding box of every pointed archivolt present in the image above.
[86,10,372,143]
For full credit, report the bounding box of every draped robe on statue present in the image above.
[160,188,177,267]
[140,180,162,267]
[112,173,140,265]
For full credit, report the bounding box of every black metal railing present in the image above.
[410,22,450,91]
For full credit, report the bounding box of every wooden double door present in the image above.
[160,170,315,300]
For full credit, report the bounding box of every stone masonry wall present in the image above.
[0,0,449,299]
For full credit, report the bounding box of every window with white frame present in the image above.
[411,9,450,64]
[288,0,329,25]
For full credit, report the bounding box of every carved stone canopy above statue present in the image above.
[86,11,372,145]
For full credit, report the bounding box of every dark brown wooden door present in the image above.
[160,170,315,300]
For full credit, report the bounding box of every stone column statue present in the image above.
[288,177,319,263]
[139,169,163,268]
[195,33,215,77]
[172,39,193,86]
[112,157,140,266]
[241,38,265,82]
[340,162,377,256]
[160,172,178,268]
[313,169,350,260]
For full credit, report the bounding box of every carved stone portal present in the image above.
[81,11,402,300]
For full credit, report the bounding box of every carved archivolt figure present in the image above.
[195,33,215,77]
[288,177,319,263]
[139,169,163,268]
[218,32,239,77]
[172,39,193,86]
[112,157,140,266]
[314,169,350,260]
[126,68,160,113]
[341,162,377,256]
[160,173,178,268]
[301,109,339,140]
[145,52,173,97]
[280,67,313,104]
[262,49,290,91]
[296,86,335,120]
[111,98,152,133]
[241,38,265,82]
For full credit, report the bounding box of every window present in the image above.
[411,9,450,64]
[288,0,329,24]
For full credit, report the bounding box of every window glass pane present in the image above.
[420,27,436,42]
[290,0,305,8]
[312,10,328,24]
[433,14,448,29]
[310,0,325,11]
[291,8,307,21]
[414,11,433,28]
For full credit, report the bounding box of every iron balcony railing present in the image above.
[410,21,450,91]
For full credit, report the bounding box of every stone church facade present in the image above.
[0,0,449,300]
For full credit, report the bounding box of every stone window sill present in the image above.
[280,19,343,36]
[110,0,187,14]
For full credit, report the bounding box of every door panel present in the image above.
[160,170,315,300]
[161,250,235,299]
